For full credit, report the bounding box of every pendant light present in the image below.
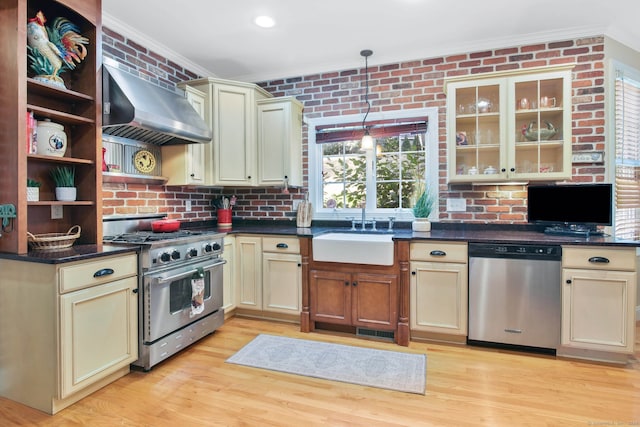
[360,49,374,150]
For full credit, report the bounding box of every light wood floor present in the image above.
[1,317,639,426]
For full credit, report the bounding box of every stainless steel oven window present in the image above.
[169,270,212,313]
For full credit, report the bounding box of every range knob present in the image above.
[186,247,198,258]
[159,252,171,263]
[212,242,221,251]
[171,250,181,260]
[203,243,213,253]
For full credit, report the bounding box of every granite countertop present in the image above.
[0,244,139,264]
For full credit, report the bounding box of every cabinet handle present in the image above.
[93,268,114,278]
[430,250,446,257]
[132,288,139,294]
[588,256,610,264]
[352,282,357,287]
[276,243,289,249]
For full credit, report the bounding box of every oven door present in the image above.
[143,258,225,343]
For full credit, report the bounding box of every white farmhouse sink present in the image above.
[312,232,394,266]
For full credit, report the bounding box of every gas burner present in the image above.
[103,230,209,243]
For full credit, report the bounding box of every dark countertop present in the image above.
[221,221,640,248]
[0,244,139,264]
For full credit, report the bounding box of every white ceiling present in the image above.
[102,0,640,83]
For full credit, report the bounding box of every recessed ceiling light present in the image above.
[254,15,275,28]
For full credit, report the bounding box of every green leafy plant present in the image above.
[50,166,75,188]
[27,178,41,187]
[412,185,435,218]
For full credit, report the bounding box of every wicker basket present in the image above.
[27,225,81,250]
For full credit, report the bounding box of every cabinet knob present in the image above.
[411,271,416,275]
[132,288,139,294]
[345,281,350,286]
[190,173,195,177]
[352,282,357,287]
[509,167,514,172]
[566,279,572,284]
[297,263,301,267]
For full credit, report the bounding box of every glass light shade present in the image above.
[361,132,374,150]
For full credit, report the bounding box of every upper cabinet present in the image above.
[257,97,304,187]
[180,78,304,187]
[0,0,102,254]
[446,66,572,183]
[162,85,209,186]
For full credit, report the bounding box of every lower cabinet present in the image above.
[0,252,138,414]
[309,270,398,330]
[235,235,302,321]
[409,242,468,341]
[559,246,638,361]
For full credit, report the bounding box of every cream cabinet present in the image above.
[559,246,638,362]
[222,235,236,316]
[235,235,302,321]
[409,242,468,342]
[183,78,272,186]
[446,66,572,183]
[162,85,209,185]
[257,97,304,187]
[0,252,138,414]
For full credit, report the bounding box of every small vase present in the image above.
[412,218,431,232]
[55,187,77,202]
[27,187,39,202]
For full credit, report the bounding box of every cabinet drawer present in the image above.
[562,246,637,271]
[410,242,467,263]
[262,236,300,254]
[59,253,138,293]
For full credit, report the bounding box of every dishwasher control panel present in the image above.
[469,243,561,260]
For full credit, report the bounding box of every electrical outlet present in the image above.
[51,205,63,219]
[185,200,192,212]
[446,198,467,212]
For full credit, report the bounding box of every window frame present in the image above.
[307,108,439,221]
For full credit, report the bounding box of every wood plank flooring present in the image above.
[1,317,639,426]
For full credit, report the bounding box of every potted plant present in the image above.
[50,166,76,201]
[412,183,435,232]
[27,178,41,202]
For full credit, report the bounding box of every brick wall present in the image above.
[102,28,606,224]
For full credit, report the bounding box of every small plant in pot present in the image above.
[412,183,435,232]
[50,166,76,201]
[27,178,41,202]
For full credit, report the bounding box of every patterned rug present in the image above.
[226,334,426,394]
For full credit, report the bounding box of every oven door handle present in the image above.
[153,261,226,284]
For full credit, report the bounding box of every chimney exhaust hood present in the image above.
[102,64,212,145]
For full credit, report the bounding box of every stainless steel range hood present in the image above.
[102,64,212,145]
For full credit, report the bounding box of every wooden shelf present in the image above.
[27,78,94,102]
[28,201,95,206]
[28,154,94,165]
[27,104,95,126]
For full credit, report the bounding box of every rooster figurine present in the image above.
[27,11,89,88]
[522,121,557,141]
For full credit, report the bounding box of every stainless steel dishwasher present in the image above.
[467,243,562,353]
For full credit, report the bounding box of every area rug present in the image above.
[226,334,426,394]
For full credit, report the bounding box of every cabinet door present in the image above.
[410,261,468,335]
[561,268,637,353]
[509,70,571,180]
[59,277,138,398]
[447,78,506,182]
[257,98,303,187]
[212,84,255,186]
[309,270,351,325]
[263,252,302,314]
[161,86,209,185]
[222,236,236,312]
[235,236,262,309]
[352,273,398,330]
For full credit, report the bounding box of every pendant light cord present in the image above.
[361,49,373,132]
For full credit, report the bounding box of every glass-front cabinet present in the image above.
[446,66,572,183]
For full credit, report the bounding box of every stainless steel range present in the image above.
[103,216,225,370]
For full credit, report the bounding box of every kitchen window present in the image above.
[612,63,640,240]
[307,108,439,221]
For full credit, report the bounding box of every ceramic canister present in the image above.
[36,119,67,157]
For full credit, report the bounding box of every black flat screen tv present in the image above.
[527,183,612,235]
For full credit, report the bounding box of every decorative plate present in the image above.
[134,149,156,174]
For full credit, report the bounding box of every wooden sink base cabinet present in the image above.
[299,238,410,346]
